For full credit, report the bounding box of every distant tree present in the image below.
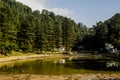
[62,18,76,51]
[106,13,120,49]
[0,3,18,54]
[18,15,35,52]
[54,21,62,48]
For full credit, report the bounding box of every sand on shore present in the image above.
[0,73,120,80]
[0,53,91,63]
[0,54,66,63]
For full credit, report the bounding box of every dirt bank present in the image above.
[0,73,120,80]
[0,54,67,63]
[0,53,93,63]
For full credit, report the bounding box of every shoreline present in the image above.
[0,53,94,63]
[0,54,66,63]
[0,73,120,80]
[0,54,120,80]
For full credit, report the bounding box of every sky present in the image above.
[16,0,120,27]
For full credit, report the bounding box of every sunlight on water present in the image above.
[0,57,119,75]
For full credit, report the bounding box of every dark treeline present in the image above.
[0,0,87,54]
[81,13,120,51]
[0,0,120,54]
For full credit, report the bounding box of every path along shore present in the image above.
[0,53,93,63]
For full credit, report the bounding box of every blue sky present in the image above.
[16,0,120,27]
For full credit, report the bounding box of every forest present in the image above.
[0,0,120,54]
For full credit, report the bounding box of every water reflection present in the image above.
[55,59,66,64]
[0,57,119,75]
[65,58,120,71]
[106,61,119,68]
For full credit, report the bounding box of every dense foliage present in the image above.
[0,0,87,54]
[0,0,120,54]
[81,13,120,51]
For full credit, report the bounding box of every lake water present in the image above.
[0,57,120,75]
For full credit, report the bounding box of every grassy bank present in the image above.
[0,51,109,63]
[0,51,65,63]
[0,51,64,58]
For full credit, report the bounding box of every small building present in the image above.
[59,47,65,51]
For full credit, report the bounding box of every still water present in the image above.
[0,57,120,75]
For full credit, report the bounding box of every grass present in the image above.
[0,51,62,57]
[9,51,32,56]
[0,54,6,58]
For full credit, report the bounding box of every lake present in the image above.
[0,57,119,75]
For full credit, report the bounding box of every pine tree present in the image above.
[18,16,35,52]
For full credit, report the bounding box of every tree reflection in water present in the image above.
[0,58,120,75]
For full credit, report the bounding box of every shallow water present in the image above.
[0,57,120,75]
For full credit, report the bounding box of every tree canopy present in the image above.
[0,0,85,54]
[0,0,120,54]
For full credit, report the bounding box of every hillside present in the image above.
[0,0,87,54]
[0,0,120,54]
